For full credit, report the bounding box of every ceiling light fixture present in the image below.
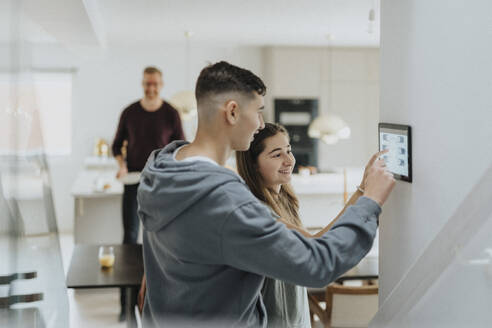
[367,8,375,34]
[169,30,197,121]
[367,0,377,34]
[308,33,350,145]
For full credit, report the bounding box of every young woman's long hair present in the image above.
[236,123,302,228]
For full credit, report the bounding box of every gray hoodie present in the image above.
[138,140,381,327]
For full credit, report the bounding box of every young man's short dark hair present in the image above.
[195,61,266,106]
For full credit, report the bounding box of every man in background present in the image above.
[111,66,185,321]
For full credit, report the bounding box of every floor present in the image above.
[59,233,126,328]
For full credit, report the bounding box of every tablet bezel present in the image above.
[378,123,412,183]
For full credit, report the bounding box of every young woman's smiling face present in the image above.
[257,132,295,193]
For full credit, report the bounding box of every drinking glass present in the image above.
[98,246,115,268]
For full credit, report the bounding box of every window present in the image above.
[0,71,73,156]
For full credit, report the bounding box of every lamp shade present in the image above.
[308,114,351,145]
[169,90,197,121]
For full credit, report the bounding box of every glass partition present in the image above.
[0,0,69,326]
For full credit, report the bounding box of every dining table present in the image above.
[66,244,144,328]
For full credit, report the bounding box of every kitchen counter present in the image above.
[71,159,140,245]
[290,168,363,195]
[71,165,364,244]
[71,169,123,198]
[291,168,364,229]
[71,168,364,198]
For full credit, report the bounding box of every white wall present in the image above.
[263,46,380,171]
[378,0,492,306]
[28,43,263,232]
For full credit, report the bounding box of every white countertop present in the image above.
[71,169,123,198]
[291,168,364,195]
[84,156,118,169]
[71,166,364,198]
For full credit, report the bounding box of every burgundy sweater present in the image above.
[112,100,185,172]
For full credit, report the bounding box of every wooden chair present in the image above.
[308,278,378,328]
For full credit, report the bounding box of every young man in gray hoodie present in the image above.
[137,61,395,327]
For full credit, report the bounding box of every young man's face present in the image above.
[142,73,163,100]
[233,92,265,151]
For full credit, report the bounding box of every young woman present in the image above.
[236,123,383,328]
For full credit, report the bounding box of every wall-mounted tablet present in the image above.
[378,123,412,182]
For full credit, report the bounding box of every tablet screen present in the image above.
[378,123,412,182]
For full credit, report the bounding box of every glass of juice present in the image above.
[98,246,115,268]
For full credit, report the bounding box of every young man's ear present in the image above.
[224,100,239,125]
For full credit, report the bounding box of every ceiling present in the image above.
[3,0,380,48]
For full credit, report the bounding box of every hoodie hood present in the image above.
[137,140,244,232]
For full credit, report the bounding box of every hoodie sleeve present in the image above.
[220,196,380,288]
